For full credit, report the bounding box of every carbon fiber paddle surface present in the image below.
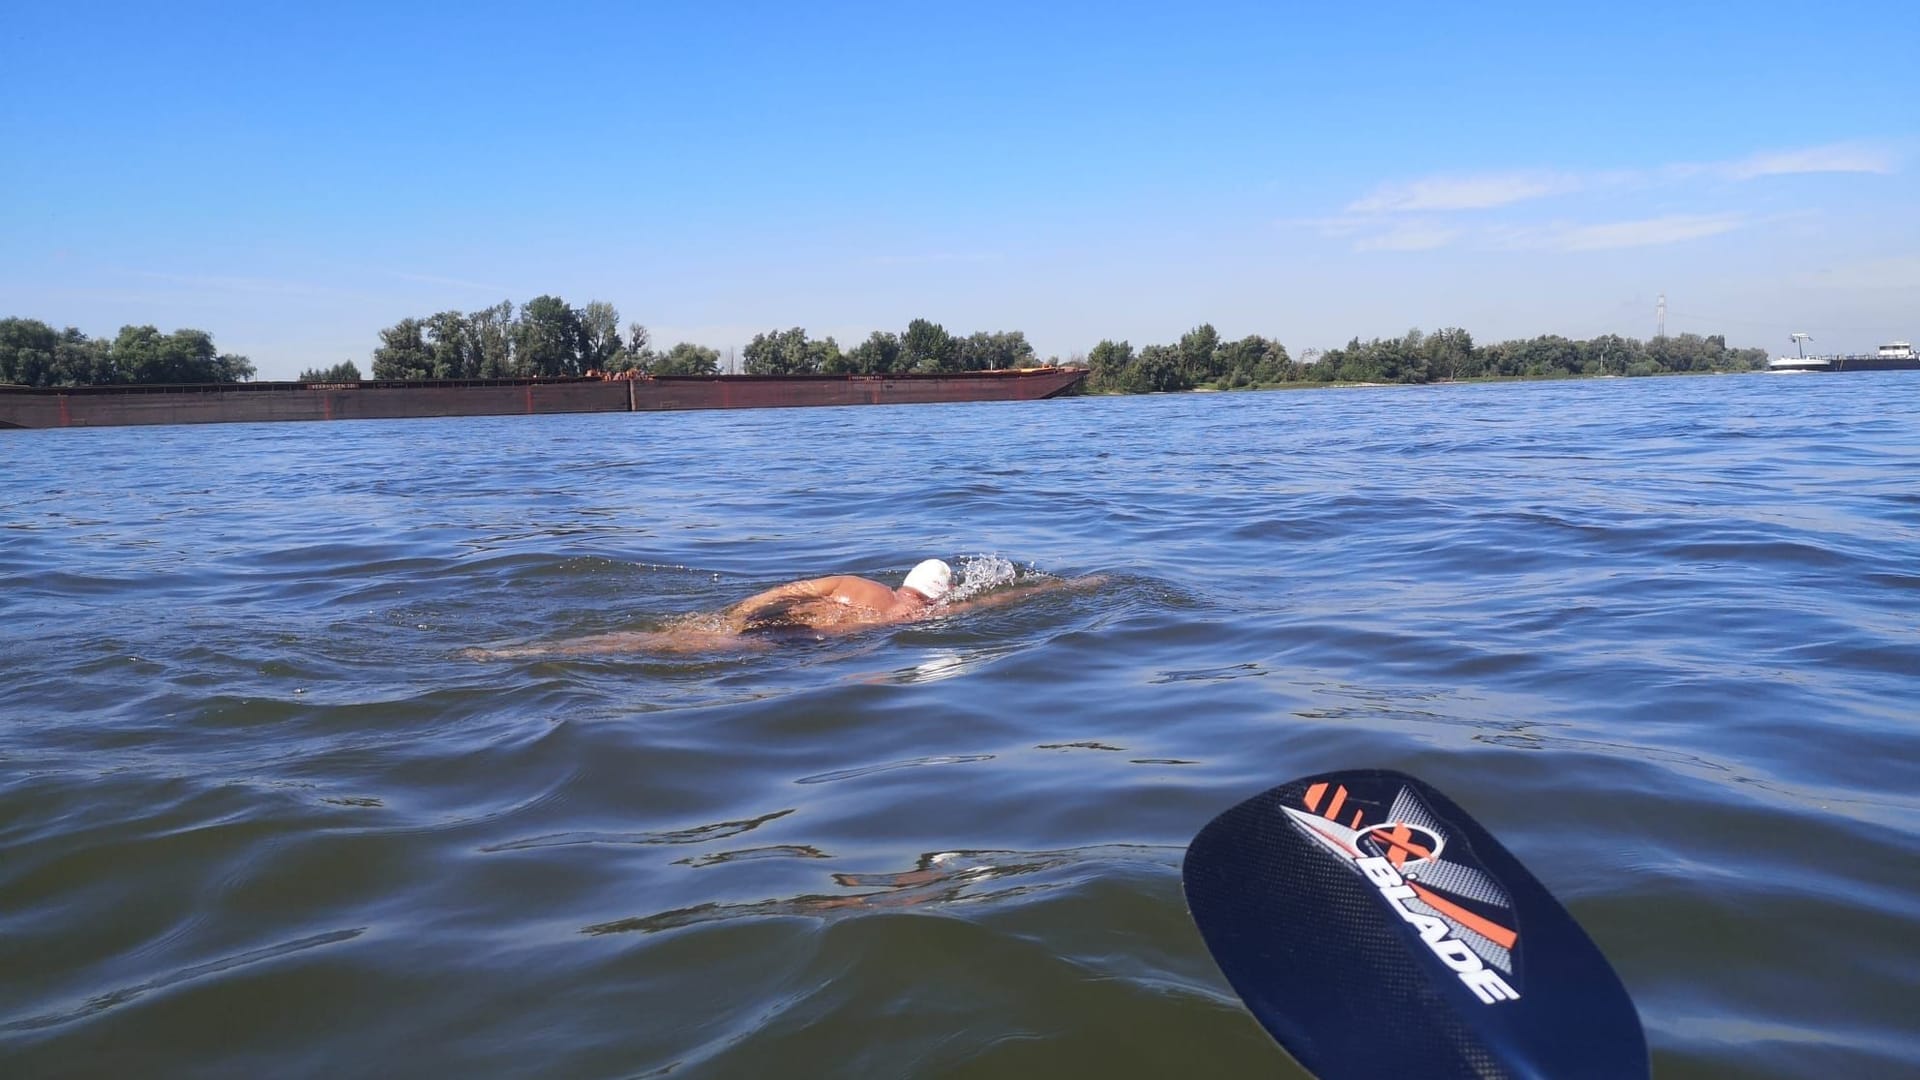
[1183,769,1647,1079]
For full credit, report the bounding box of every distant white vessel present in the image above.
[1768,355,1830,372]
[1770,340,1917,373]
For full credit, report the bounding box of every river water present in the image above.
[3,373,1916,1078]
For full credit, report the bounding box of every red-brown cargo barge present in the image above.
[0,366,1087,429]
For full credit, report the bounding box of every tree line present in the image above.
[368,297,720,380]
[6,303,1772,393]
[369,299,1042,379]
[1083,325,1769,392]
[739,320,1038,374]
[0,318,255,387]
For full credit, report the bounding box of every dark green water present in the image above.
[3,374,1917,1078]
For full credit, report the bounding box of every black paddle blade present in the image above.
[1183,769,1646,1079]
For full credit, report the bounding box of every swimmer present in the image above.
[464,560,1104,658]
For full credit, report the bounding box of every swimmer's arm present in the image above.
[723,576,846,627]
[947,574,1108,613]
[459,632,654,659]
[729,576,841,611]
[463,626,773,659]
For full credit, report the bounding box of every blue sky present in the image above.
[4,0,1915,377]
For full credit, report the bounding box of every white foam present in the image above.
[946,554,1028,602]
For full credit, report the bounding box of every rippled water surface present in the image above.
[4,374,1917,1078]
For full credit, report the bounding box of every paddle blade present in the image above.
[1182,769,1646,1079]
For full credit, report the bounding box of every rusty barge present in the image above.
[0,367,1087,429]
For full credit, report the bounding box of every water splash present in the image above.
[947,553,1031,602]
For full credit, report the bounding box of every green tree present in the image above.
[107,326,250,383]
[607,322,656,373]
[840,330,903,374]
[807,335,843,373]
[371,318,434,380]
[467,301,517,378]
[2,319,239,385]
[424,310,474,379]
[954,330,1037,371]
[1317,338,1373,382]
[1177,323,1223,384]
[743,327,817,374]
[517,295,585,377]
[1423,327,1477,380]
[1645,332,1728,373]
[1511,334,1577,377]
[579,301,623,372]
[1386,328,1432,383]
[61,329,118,385]
[212,350,256,382]
[112,326,179,383]
[1577,334,1638,376]
[1132,343,1189,392]
[300,360,363,382]
[653,342,721,375]
[902,318,955,372]
[1216,334,1291,387]
[0,318,62,386]
[1086,339,1135,392]
[1479,339,1520,377]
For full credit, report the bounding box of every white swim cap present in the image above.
[902,558,952,601]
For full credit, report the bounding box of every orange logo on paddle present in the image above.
[1282,779,1523,1004]
[1357,822,1444,869]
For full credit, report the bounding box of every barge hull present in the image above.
[0,368,1086,429]
[635,371,1083,410]
[1827,356,1920,372]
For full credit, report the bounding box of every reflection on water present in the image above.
[3,929,366,1035]
[675,845,830,868]
[794,755,996,786]
[482,809,798,852]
